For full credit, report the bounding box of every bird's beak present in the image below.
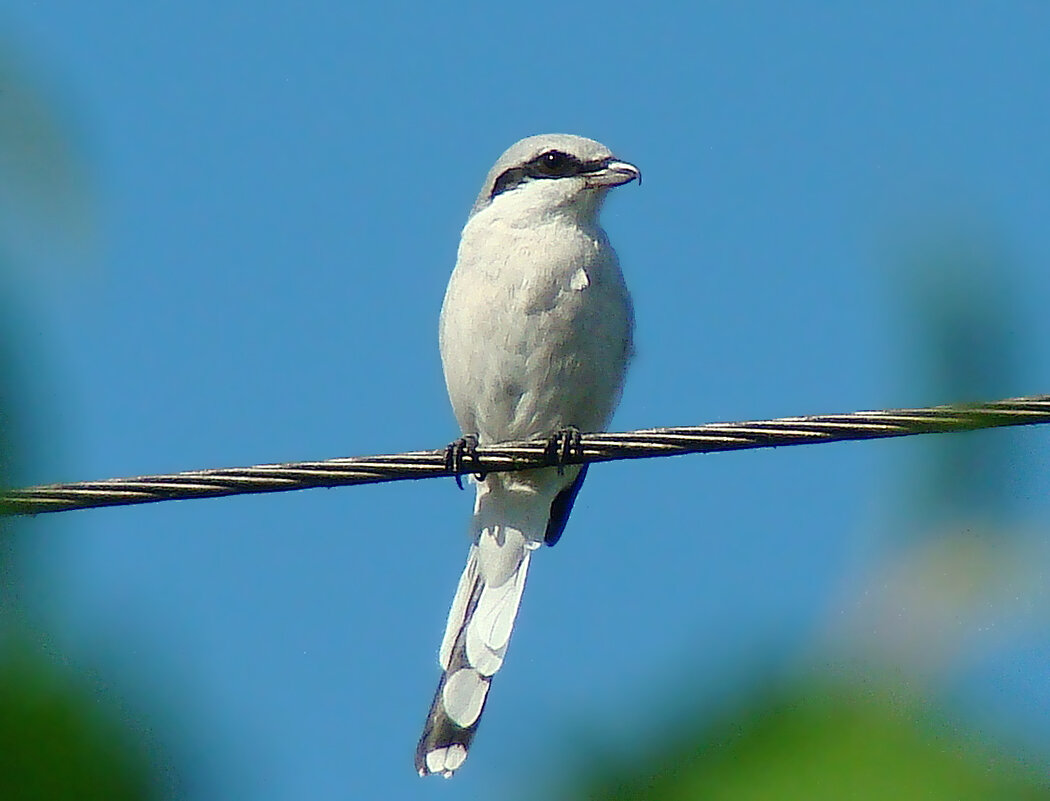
[586,159,642,188]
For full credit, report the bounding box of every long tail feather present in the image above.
[416,524,533,777]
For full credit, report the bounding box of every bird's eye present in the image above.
[531,150,579,177]
[541,151,569,171]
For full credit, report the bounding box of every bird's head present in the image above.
[470,134,640,222]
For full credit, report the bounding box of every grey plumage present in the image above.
[417,134,638,777]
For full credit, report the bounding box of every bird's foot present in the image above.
[444,434,484,490]
[545,426,582,475]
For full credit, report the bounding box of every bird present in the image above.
[415,134,639,778]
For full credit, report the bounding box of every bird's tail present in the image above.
[416,505,538,777]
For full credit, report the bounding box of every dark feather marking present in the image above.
[415,670,489,774]
[544,465,588,546]
[415,562,489,774]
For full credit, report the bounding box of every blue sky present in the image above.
[4,3,1050,799]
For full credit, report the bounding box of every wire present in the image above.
[2,395,1048,517]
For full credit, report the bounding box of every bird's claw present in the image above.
[545,426,582,475]
[445,435,483,490]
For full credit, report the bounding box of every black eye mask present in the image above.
[490,150,608,198]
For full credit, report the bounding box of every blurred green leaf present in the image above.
[0,37,172,801]
[568,678,1048,801]
[0,647,168,801]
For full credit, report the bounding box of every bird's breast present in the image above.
[440,215,632,444]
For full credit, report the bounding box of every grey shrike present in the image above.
[416,134,639,777]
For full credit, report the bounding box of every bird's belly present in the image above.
[441,265,630,444]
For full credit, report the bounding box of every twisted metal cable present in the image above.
[2,395,1048,517]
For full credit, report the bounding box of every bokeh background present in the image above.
[3,4,1050,799]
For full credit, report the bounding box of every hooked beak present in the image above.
[585,159,642,188]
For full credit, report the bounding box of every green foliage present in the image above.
[0,649,166,801]
[0,39,169,801]
[570,679,1048,801]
